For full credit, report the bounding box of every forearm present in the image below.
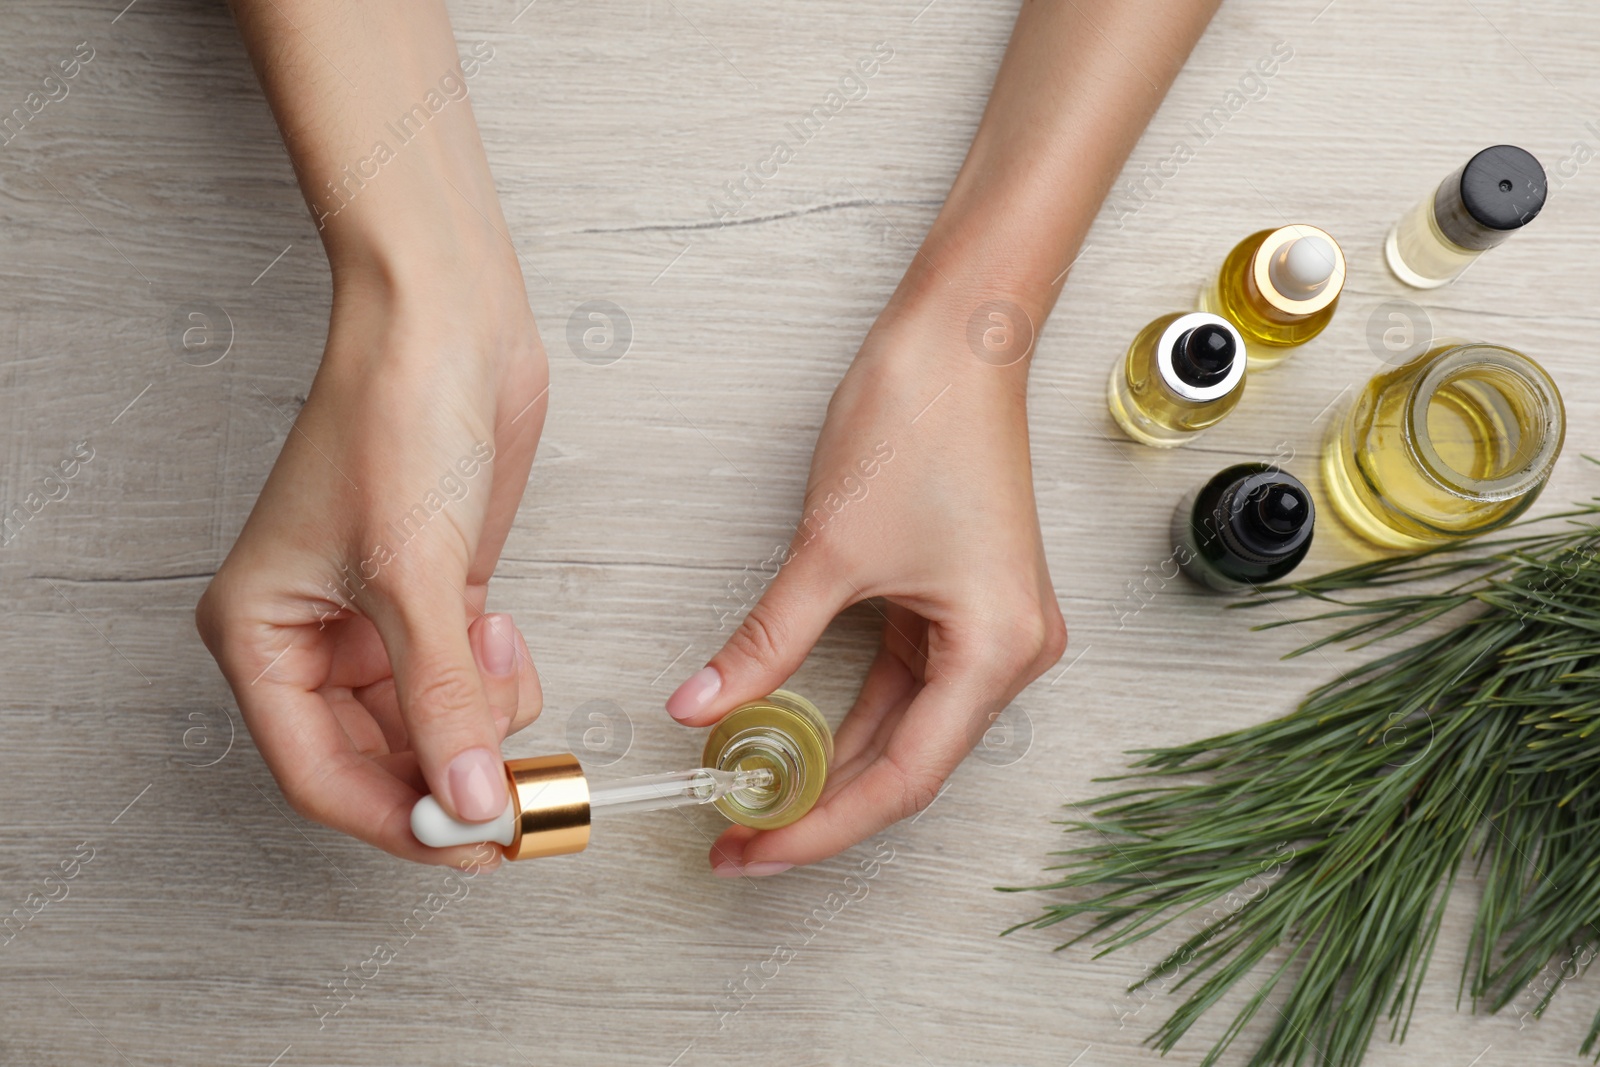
[228,0,512,290]
[898,0,1221,325]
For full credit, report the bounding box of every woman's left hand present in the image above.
[664,289,1067,876]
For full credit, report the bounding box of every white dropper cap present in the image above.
[411,796,516,849]
[1269,235,1336,299]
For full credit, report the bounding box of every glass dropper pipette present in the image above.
[411,764,776,849]
[586,765,776,816]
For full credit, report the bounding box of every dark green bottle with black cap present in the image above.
[1385,145,1547,288]
[1107,311,1246,448]
[1172,463,1315,591]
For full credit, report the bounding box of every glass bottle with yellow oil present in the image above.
[1322,342,1564,550]
[408,690,832,858]
[700,690,832,830]
[1198,224,1345,369]
[1107,311,1245,447]
[1385,145,1546,289]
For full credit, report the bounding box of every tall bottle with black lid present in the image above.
[1385,145,1547,288]
[1107,311,1246,447]
[1172,463,1316,592]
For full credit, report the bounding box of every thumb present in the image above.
[375,575,508,824]
[667,554,845,727]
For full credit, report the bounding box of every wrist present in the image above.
[323,199,526,302]
[301,107,525,303]
[319,166,532,330]
[852,289,1033,412]
[318,237,539,382]
[870,204,1066,382]
[888,141,1096,331]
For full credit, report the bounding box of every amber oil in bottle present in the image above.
[701,690,832,830]
[1107,311,1245,448]
[1322,341,1564,549]
[1198,224,1344,369]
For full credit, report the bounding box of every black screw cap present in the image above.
[1459,145,1546,231]
[1243,483,1310,546]
[1171,323,1235,388]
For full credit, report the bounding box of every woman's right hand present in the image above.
[196,254,548,867]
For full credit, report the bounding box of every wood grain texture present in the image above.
[2,0,1598,1063]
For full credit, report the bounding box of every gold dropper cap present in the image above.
[502,754,591,860]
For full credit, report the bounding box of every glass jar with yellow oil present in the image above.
[1322,342,1564,550]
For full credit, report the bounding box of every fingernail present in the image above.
[667,665,722,722]
[714,861,793,878]
[446,746,506,822]
[479,614,517,677]
[743,861,793,877]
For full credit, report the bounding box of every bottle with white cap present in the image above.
[1198,224,1346,369]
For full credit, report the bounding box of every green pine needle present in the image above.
[1006,495,1600,1066]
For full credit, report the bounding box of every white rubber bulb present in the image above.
[410,795,516,848]
[1271,235,1336,298]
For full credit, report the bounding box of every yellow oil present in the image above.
[1107,312,1243,447]
[1322,342,1564,549]
[1384,194,1480,289]
[1198,229,1339,369]
[702,690,832,830]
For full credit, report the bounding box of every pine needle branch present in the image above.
[1007,496,1600,1065]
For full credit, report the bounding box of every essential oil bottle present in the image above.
[1107,311,1245,448]
[1385,146,1547,289]
[409,690,833,858]
[1172,463,1315,592]
[1322,341,1564,549]
[1198,225,1345,369]
[700,690,832,831]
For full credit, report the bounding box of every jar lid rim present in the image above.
[1405,344,1564,501]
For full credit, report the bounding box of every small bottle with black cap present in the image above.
[1107,311,1246,447]
[1172,463,1315,592]
[1385,145,1547,289]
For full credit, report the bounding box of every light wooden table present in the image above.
[4,0,1598,1063]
